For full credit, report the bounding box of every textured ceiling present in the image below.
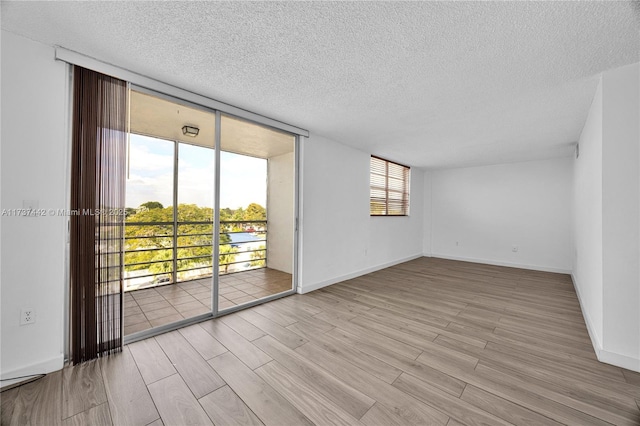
[2,1,639,169]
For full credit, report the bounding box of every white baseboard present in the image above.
[599,349,640,372]
[431,253,572,274]
[1,353,64,388]
[571,273,640,373]
[298,254,423,294]
[571,273,604,355]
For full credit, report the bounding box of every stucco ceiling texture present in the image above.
[2,1,639,169]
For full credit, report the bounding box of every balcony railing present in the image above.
[124,220,267,291]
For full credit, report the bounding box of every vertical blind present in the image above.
[70,66,127,363]
[370,156,410,216]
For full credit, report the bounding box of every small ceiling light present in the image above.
[182,125,199,137]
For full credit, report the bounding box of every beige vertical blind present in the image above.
[70,66,127,363]
[370,156,410,216]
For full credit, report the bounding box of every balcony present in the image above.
[123,268,292,335]
[124,219,269,290]
[123,219,292,335]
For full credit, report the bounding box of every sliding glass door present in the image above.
[218,115,296,312]
[124,89,216,336]
[123,89,297,339]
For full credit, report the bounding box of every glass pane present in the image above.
[219,114,295,311]
[177,143,215,284]
[124,89,216,336]
[173,142,215,317]
[124,134,175,292]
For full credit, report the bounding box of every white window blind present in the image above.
[370,156,410,216]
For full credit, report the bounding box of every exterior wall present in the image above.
[267,151,294,274]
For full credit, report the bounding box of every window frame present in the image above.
[369,155,410,217]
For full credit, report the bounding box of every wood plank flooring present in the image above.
[2,257,640,425]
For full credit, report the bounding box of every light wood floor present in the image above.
[3,257,640,425]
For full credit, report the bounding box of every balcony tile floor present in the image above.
[124,268,292,335]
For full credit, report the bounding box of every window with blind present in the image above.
[370,156,410,216]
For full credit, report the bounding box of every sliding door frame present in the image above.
[122,85,299,344]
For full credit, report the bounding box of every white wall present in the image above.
[267,151,294,274]
[573,78,604,346]
[600,63,639,370]
[422,171,433,256]
[299,135,424,293]
[429,158,573,273]
[573,62,640,372]
[1,31,68,378]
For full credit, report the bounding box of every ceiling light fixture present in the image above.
[182,125,199,137]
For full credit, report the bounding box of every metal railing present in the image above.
[123,219,267,291]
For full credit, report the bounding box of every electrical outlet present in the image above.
[20,308,36,325]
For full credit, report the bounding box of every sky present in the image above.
[126,134,267,210]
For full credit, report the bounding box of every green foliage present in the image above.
[244,203,266,221]
[250,244,266,267]
[141,201,164,210]
[220,208,233,222]
[220,204,266,232]
[148,250,173,274]
[125,206,174,273]
[125,207,138,218]
[219,244,239,273]
[177,203,212,222]
[125,204,211,274]
[124,202,267,278]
